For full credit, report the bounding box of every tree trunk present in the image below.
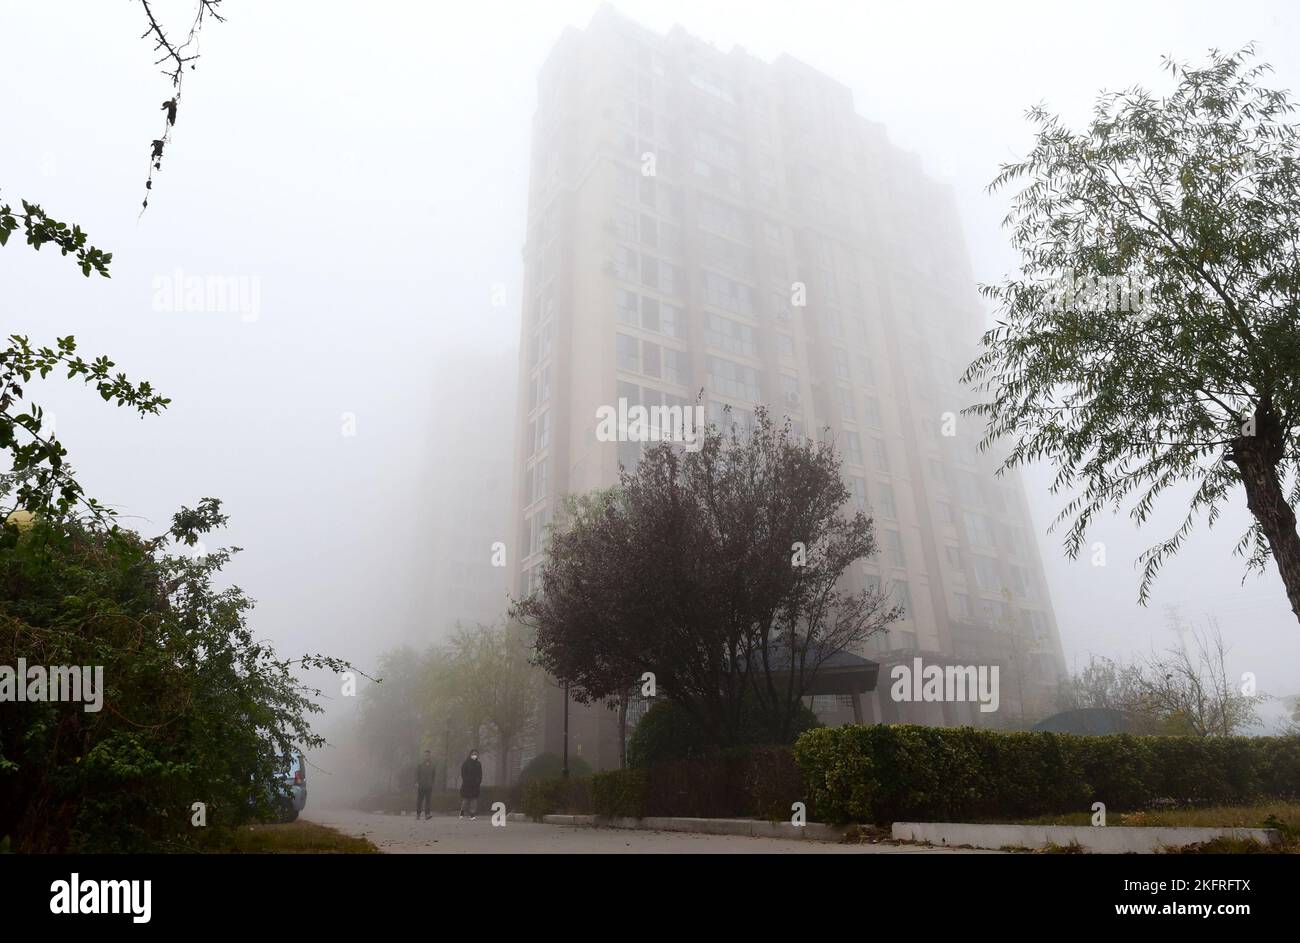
[496,732,511,787]
[618,695,628,769]
[1230,402,1300,624]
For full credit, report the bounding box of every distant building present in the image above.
[423,344,514,632]
[510,5,1068,769]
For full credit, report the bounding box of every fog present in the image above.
[3,0,1299,798]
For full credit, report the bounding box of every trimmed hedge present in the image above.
[520,777,592,820]
[592,769,647,818]
[589,746,809,821]
[794,725,1300,825]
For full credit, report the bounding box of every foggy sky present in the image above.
[2,0,1298,739]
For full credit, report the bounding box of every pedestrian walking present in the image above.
[416,750,436,820]
[459,749,483,819]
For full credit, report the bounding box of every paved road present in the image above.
[306,808,992,854]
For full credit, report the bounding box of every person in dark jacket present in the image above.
[415,750,436,820]
[459,749,483,819]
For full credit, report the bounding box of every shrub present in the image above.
[627,698,821,769]
[794,724,1300,825]
[520,777,591,820]
[627,702,713,769]
[736,745,809,821]
[591,769,648,818]
[517,752,593,785]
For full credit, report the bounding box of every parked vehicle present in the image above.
[274,751,307,823]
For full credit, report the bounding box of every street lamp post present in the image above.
[562,681,570,778]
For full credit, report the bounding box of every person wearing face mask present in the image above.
[459,749,483,820]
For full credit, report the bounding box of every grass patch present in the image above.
[203,820,379,854]
[980,801,1300,831]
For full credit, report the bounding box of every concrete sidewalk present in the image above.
[307,808,993,853]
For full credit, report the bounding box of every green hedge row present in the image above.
[794,725,1300,824]
[519,746,807,821]
[589,746,805,820]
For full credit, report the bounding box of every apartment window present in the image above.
[944,544,962,570]
[612,244,637,281]
[527,322,553,368]
[662,348,689,385]
[616,287,639,325]
[534,410,551,452]
[705,313,757,357]
[843,431,863,466]
[613,206,638,242]
[848,476,868,511]
[973,555,1000,593]
[617,333,639,372]
[659,221,683,256]
[777,333,795,357]
[870,437,890,473]
[833,348,851,381]
[1011,565,1036,600]
[863,395,883,428]
[701,270,753,315]
[964,511,995,548]
[1027,610,1051,638]
[706,356,761,401]
[780,374,801,409]
[708,400,756,438]
[658,301,684,338]
[528,507,551,557]
[639,213,658,248]
[697,196,747,241]
[642,342,661,378]
[701,231,752,278]
[884,530,905,568]
[890,579,912,615]
[953,593,972,620]
[877,482,897,519]
[527,366,551,411]
[838,386,855,420]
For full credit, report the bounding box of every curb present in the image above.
[891,821,1282,852]
[505,812,845,841]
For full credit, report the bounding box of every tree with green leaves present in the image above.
[445,621,543,786]
[0,495,358,852]
[965,46,1300,622]
[1,195,167,521]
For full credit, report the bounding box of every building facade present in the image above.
[510,5,1068,770]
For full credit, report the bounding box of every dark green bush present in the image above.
[626,702,713,769]
[627,698,821,769]
[736,745,809,821]
[517,752,593,785]
[591,769,648,818]
[795,725,1300,825]
[520,777,591,820]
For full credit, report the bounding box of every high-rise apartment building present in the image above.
[511,5,1068,770]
